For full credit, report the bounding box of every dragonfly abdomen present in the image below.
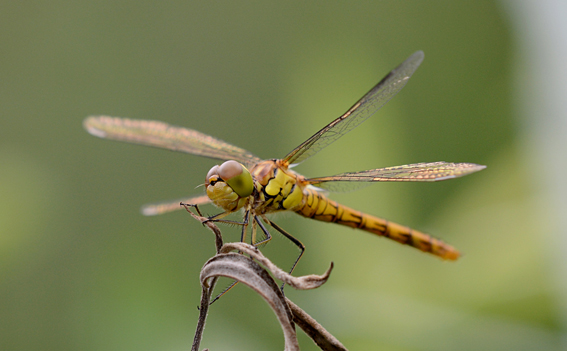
[296,188,460,260]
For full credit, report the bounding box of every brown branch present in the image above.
[187,208,348,350]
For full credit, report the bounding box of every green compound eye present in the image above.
[218,160,254,198]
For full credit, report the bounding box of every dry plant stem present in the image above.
[186,204,344,350]
[182,203,223,253]
[191,282,216,351]
[286,298,348,351]
[221,242,333,290]
[184,203,222,351]
[200,253,300,351]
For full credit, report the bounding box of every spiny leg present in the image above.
[254,217,289,292]
[209,210,251,305]
[209,279,240,305]
[192,208,250,227]
[180,203,242,227]
[240,210,250,243]
[180,202,236,305]
[205,210,240,224]
[211,215,270,304]
[254,215,273,247]
[180,202,204,217]
[262,217,305,277]
[258,217,305,292]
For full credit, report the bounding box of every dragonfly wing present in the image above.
[283,51,424,165]
[307,162,486,191]
[84,116,262,166]
[141,194,212,216]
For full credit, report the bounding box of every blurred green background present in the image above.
[2,1,567,350]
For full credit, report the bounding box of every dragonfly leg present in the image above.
[209,280,239,305]
[254,216,273,247]
[179,203,239,304]
[205,210,233,222]
[210,210,251,305]
[258,217,305,292]
[255,217,292,293]
[207,218,246,226]
[262,217,305,277]
[240,210,250,243]
[197,210,247,227]
[181,203,240,227]
[180,202,204,217]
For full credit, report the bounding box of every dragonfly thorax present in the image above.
[205,160,254,211]
[249,160,306,213]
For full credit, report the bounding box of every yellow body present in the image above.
[295,186,459,260]
[84,52,483,262]
[244,159,459,260]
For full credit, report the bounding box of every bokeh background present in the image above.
[2,1,567,350]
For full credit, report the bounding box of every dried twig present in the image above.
[287,299,347,351]
[220,242,333,290]
[182,203,223,253]
[200,253,299,350]
[186,206,347,350]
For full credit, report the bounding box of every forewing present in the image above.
[141,194,212,216]
[283,51,424,165]
[307,162,486,191]
[84,116,262,166]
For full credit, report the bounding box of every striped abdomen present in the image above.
[295,188,459,260]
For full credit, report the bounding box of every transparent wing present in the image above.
[141,194,212,216]
[307,162,486,192]
[84,116,262,166]
[283,51,424,165]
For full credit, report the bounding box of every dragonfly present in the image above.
[84,51,485,270]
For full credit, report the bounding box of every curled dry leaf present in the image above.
[186,206,345,350]
[181,203,223,253]
[286,298,348,351]
[220,242,334,290]
[200,253,300,351]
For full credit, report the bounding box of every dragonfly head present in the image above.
[205,160,254,211]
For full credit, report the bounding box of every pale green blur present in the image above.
[1,1,566,350]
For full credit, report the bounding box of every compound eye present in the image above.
[205,165,220,185]
[218,160,254,197]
